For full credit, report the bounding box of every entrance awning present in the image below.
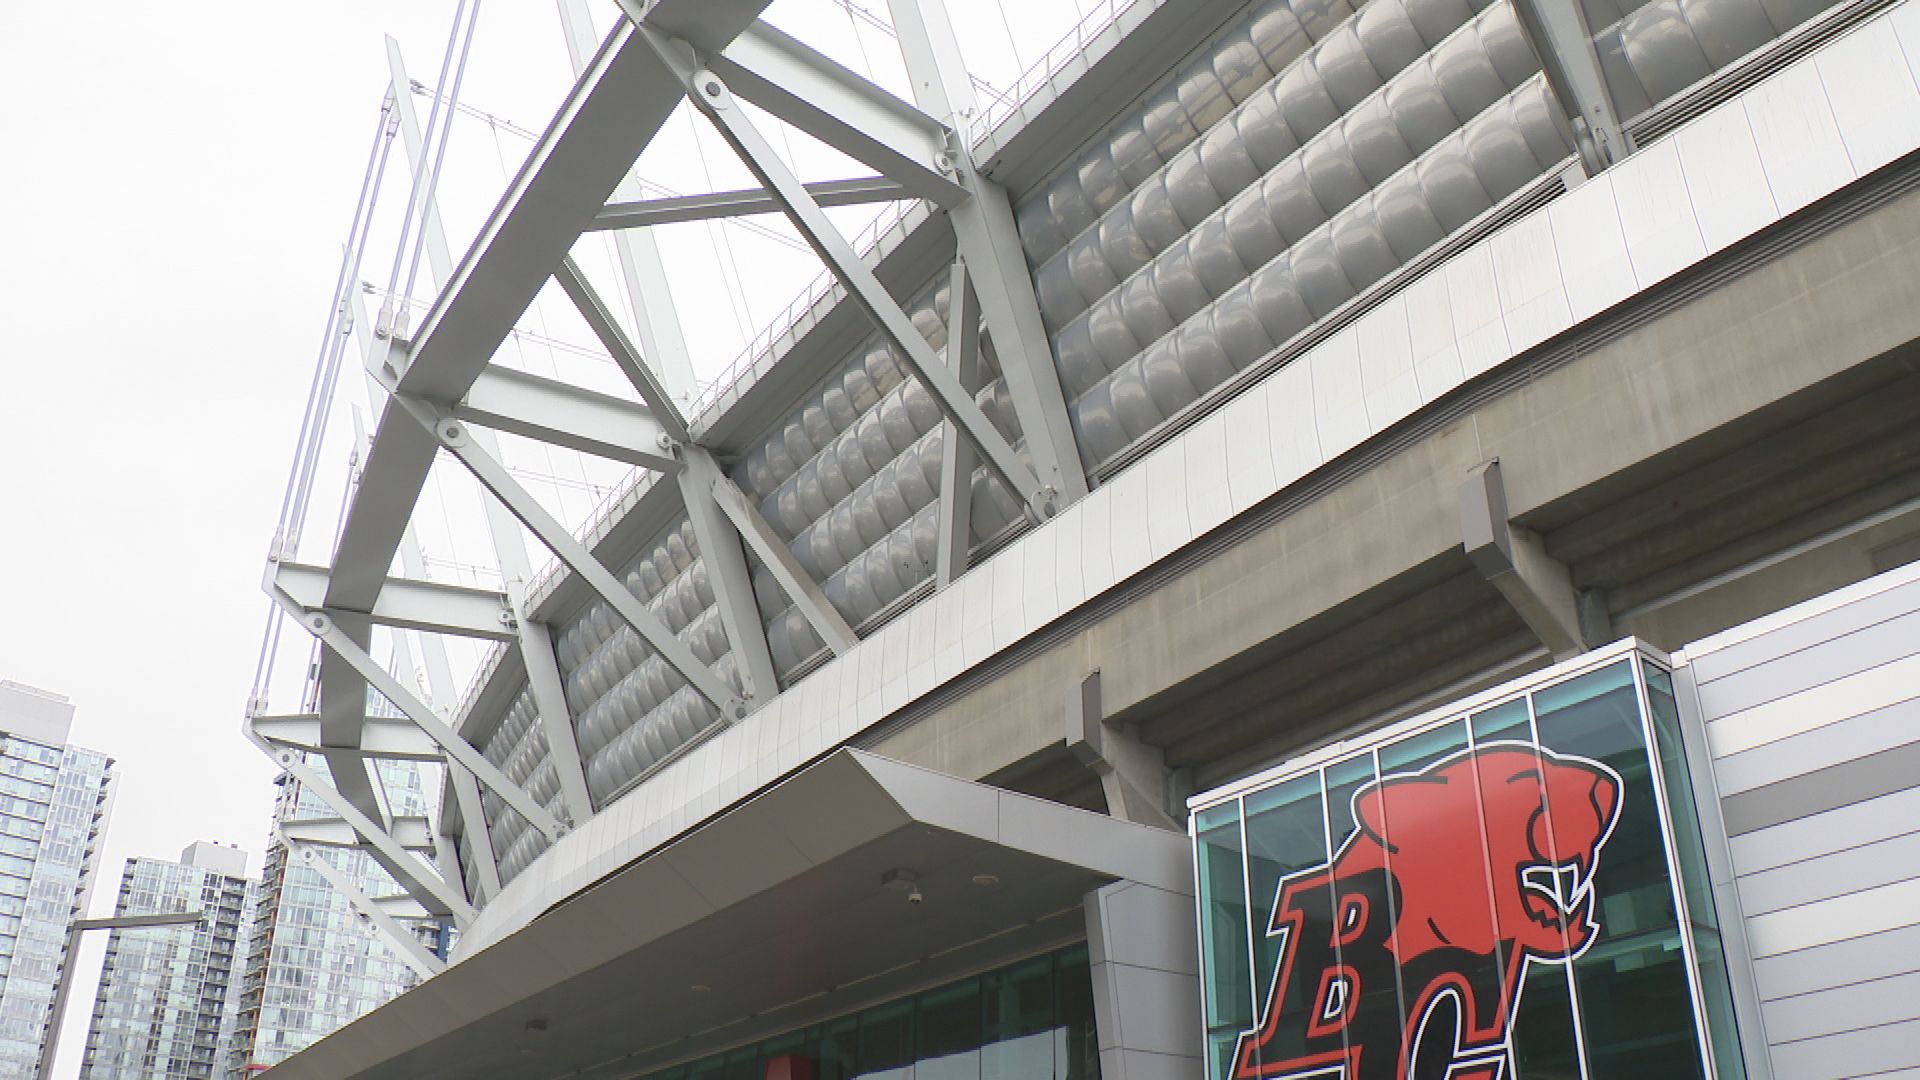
[267,750,1192,1079]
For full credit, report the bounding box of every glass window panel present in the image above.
[916,979,982,1080]
[1239,775,1331,1077]
[1509,965,1582,1080]
[857,1001,915,1080]
[1053,945,1098,1080]
[1196,804,1251,1039]
[1470,698,1530,744]
[1533,661,1705,1080]
[1643,662,1743,1080]
[982,956,1054,1080]
[1378,718,1469,774]
[1243,775,1327,1007]
[814,1017,859,1080]
[1322,757,1374,863]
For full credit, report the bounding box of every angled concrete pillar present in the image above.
[1461,460,1610,660]
[1065,671,1177,830]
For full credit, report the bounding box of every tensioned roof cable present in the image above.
[255,93,402,707]
[382,0,472,326]
[399,1,483,321]
[272,95,396,562]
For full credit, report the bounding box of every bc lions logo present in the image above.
[1234,743,1622,1080]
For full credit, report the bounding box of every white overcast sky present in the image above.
[0,0,1091,1074]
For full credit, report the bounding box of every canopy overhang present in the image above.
[265,750,1191,1080]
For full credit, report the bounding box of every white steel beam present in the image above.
[284,816,436,852]
[700,19,968,207]
[453,362,680,471]
[448,764,501,902]
[513,604,596,825]
[709,475,858,656]
[551,256,688,441]
[329,0,773,612]
[284,833,447,980]
[272,561,517,641]
[557,0,700,411]
[252,732,475,923]
[935,259,979,588]
[678,447,782,699]
[888,0,1088,505]
[252,713,440,762]
[395,394,750,720]
[589,177,907,230]
[1511,0,1629,175]
[651,39,1050,519]
[290,605,567,841]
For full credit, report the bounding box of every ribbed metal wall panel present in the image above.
[1684,564,1920,1079]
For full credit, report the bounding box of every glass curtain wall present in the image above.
[636,944,1098,1080]
[1191,646,1741,1080]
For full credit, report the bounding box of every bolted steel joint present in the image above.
[692,68,730,109]
[306,612,334,637]
[436,419,469,448]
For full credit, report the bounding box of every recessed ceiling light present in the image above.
[691,983,711,993]
[971,873,999,887]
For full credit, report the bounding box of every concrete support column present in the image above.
[1085,879,1203,1080]
[1461,459,1611,660]
[1065,671,1178,830]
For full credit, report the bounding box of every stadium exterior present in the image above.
[250,0,1920,1078]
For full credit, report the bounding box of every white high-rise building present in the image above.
[79,842,257,1079]
[0,680,116,1077]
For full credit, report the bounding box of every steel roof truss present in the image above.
[453,361,681,472]
[283,831,447,980]
[679,446,783,699]
[589,177,908,230]
[395,392,750,720]
[696,18,968,207]
[251,713,441,762]
[552,256,689,442]
[935,258,980,589]
[294,605,568,840]
[284,815,436,852]
[272,560,517,641]
[709,471,858,656]
[649,34,1048,520]
[513,604,596,825]
[254,739,475,923]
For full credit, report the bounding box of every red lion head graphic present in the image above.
[1231,742,1622,1080]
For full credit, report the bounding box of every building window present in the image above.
[1190,646,1742,1080]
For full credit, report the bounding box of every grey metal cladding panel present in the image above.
[1693,595,1920,709]
[1737,832,1920,915]
[1752,924,1920,1001]
[1721,740,1920,836]
[1761,970,1920,1047]
[1716,694,1920,796]
[1690,576,1920,687]
[1730,785,1920,877]
[1766,1017,1920,1079]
